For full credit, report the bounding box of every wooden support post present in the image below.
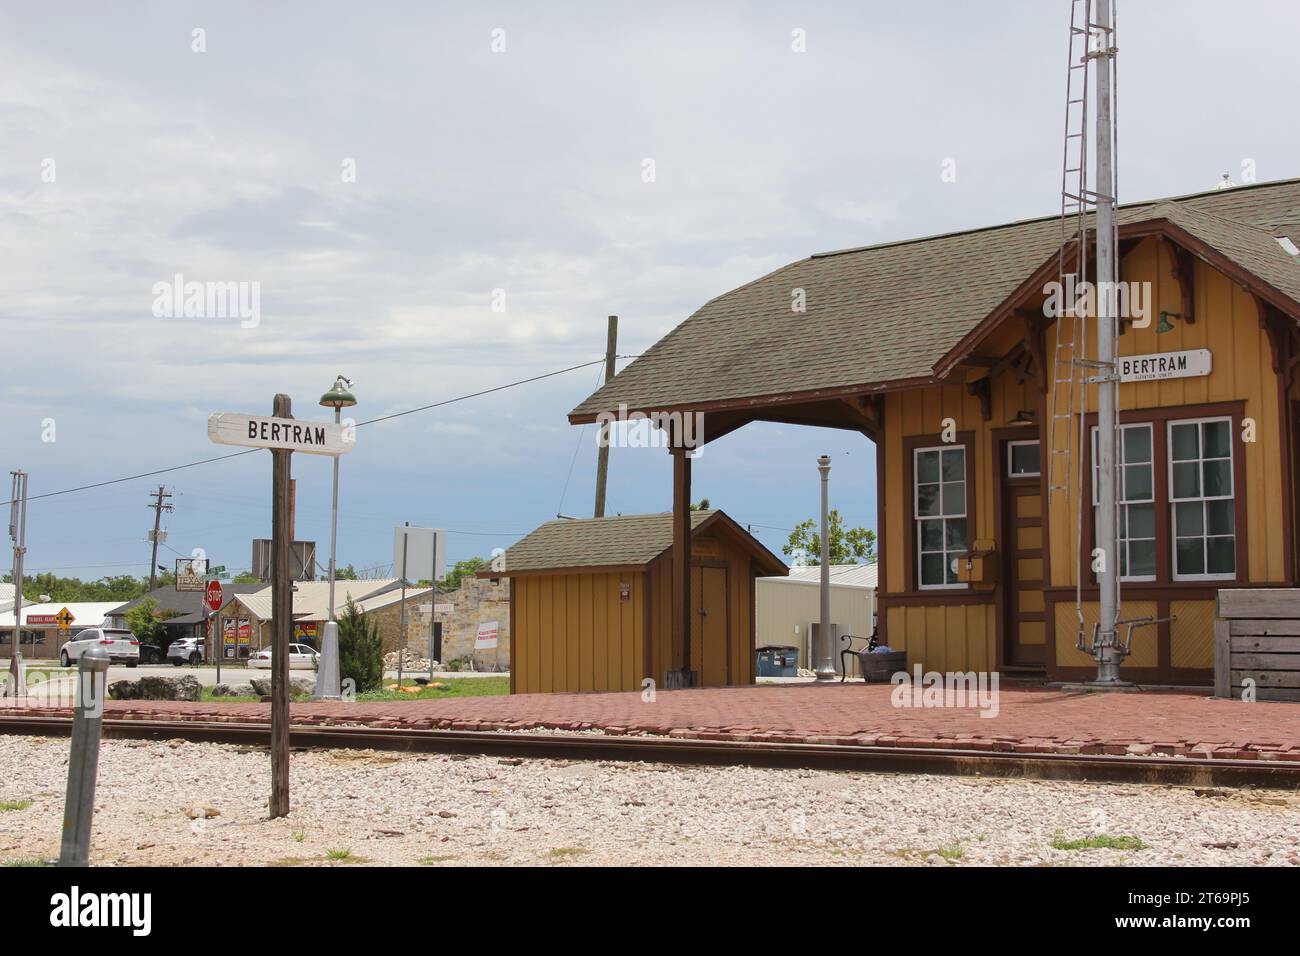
[269,393,293,819]
[667,444,695,688]
[593,315,618,518]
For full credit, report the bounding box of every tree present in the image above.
[230,570,262,584]
[335,564,359,580]
[337,597,383,693]
[690,497,712,511]
[437,557,485,592]
[124,597,182,651]
[783,509,876,565]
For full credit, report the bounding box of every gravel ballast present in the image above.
[1,734,1297,867]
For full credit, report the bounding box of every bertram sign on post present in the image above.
[1117,348,1212,384]
[207,412,355,456]
[208,397,355,820]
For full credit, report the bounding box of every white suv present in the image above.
[61,628,141,667]
[167,637,205,666]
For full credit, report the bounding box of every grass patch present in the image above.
[417,855,458,865]
[4,857,53,867]
[325,848,353,860]
[356,676,509,702]
[0,800,32,812]
[936,844,965,860]
[544,847,589,860]
[291,829,306,843]
[1051,833,1148,852]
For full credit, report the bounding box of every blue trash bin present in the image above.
[755,645,799,678]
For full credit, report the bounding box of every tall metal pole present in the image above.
[814,455,837,681]
[428,532,438,681]
[593,315,618,518]
[6,470,28,697]
[314,403,343,700]
[1091,1,1123,685]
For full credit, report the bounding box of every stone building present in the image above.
[373,575,510,670]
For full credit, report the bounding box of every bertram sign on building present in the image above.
[207,412,354,456]
[1117,348,1212,383]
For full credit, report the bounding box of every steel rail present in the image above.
[1,714,1297,789]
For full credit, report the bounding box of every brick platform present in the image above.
[8,683,1300,760]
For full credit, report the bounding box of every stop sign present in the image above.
[205,580,224,612]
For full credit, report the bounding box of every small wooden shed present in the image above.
[486,510,787,694]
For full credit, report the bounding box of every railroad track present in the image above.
[2,713,1297,789]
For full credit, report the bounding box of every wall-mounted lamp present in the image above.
[1010,409,1036,426]
[1156,310,1180,334]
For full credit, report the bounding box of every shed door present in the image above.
[690,566,730,686]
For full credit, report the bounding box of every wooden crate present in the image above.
[1215,589,1300,701]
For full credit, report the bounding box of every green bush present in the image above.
[337,598,383,693]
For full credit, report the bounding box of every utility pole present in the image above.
[1090,1,1123,685]
[146,486,173,591]
[593,315,618,518]
[6,470,28,698]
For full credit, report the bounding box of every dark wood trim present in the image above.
[671,447,691,676]
[876,415,888,644]
[900,430,978,594]
[877,590,996,608]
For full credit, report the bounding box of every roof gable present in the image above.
[570,178,1300,421]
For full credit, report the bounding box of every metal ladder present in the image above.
[1046,0,1094,510]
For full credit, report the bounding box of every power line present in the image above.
[3,359,607,508]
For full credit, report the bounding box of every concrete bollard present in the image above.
[58,647,111,867]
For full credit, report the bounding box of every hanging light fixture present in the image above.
[1156,310,1179,334]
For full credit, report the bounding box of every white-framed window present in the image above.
[914,445,968,588]
[1007,440,1041,477]
[1092,423,1157,581]
[1168,417,1235,580]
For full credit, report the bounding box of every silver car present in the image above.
[167,637,205,666]
[60,627,140,667]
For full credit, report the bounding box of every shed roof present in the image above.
[490,510,787,576]
[229,579,402,621]
[570,178,1300,420]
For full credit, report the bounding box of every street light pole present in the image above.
[813,455,837,681]
[315,375,355,701]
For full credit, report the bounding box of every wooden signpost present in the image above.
[209,395,355,819]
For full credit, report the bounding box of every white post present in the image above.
[5,471,28,698]
[314,405,343,700]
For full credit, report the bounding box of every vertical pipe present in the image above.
[1092,0,1122,683]
[315,405,343,700]
[59,647,110,866]
[6,471,27,697]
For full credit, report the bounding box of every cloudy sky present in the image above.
[2,1,1296,582]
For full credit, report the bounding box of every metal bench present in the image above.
[839,630,878,682]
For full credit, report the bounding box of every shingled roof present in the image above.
[491,510,787,576]
[570,178,1300,421]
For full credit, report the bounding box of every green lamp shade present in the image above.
[320,383,357,408]
[1156,311,1177,334]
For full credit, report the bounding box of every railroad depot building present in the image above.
[569,178,1300,686]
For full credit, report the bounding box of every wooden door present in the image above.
[1003,481,1046,666]
[690,565,730,686]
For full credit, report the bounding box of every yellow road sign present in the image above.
[55,607,74,631]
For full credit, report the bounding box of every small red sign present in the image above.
[205,580,224,611]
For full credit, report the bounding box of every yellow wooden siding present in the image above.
[885,603,995,673]
[512,571,646,694]
[1047,239,1285,586]
[1170,599,1216,670]
[1053,600,1159,669]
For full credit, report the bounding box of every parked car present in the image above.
[167,637,205,666]
[247,643,319,670]
[138,643,165,664]
[60,628,140,667]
